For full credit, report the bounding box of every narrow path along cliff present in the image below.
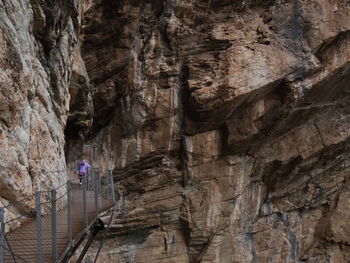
[1,0,350,262]
[1,171,115,263]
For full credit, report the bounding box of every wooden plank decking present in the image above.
[4,185,113,262]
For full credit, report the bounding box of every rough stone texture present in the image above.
[71,0,350,262]
[0,0,80,214]
[2,0,350,262]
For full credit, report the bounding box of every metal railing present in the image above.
[0,168,116,263]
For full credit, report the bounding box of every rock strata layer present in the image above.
[76,1,350,262]
[1,0,350,262]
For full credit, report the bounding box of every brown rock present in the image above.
[74,0,350,262]
[2,0,350,262]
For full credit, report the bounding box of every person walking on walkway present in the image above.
[78,159,90,186]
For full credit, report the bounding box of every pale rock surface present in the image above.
[0,0,80,214]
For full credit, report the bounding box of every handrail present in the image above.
[0,167,116,263]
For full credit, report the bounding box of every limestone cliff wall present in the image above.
[75,1,350,262]
[1,0,350,262]
[0,0,80,209]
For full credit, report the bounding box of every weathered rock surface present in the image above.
[73,0,350,262]
[2,0,350,262]
[0,0,80,213]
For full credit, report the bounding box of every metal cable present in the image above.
[0,244,29,263]
[93,208,115,263]
[5,235,18,263]
[1,168,116,263]
[0,226,29,263]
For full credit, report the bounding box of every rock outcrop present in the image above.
[1,0,350,262]
[0,0,80,209]
[74,1,350,262]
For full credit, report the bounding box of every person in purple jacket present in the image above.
[78,159,90,186]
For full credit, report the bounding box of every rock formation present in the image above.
[75,1,350,262]
[1,0,350,262]
[0,0,81,211]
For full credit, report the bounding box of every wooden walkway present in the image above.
[4,185,113,262]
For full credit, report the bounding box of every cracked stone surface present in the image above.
[68,1,350,262]
[1,0,350,262]
[0,0,81,216]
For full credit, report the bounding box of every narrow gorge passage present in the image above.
[1,0,350,262]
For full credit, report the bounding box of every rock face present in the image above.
[74,1,350,262]
[2,0,350,262]
[0,0,80,209]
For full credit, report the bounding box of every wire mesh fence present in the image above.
[0,168,115,263]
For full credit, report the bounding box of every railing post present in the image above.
[106,170,110,197]
[94,171,99,218]
[0,207,5,263]
[67,180,73,249]
[109,169,116,204]
[83,176,88,230]
[87,168,90,190]
[97,168,101,194]
[90,168,95,192]
[87,167,92,191]
[51,189,57,262]
[35,192,44,263]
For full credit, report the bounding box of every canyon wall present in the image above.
[1,0,350,262]
[0,0,82,213]
[76,0,350,262]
